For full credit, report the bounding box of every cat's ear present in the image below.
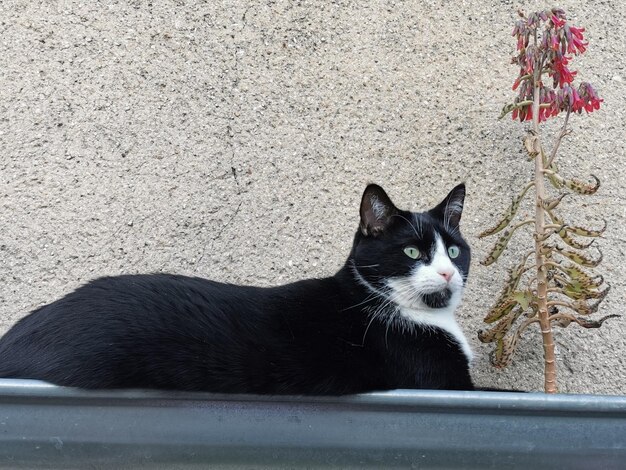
[430,183,466,228]
[359,184,398,236]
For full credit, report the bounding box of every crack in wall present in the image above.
[195,7,251,272]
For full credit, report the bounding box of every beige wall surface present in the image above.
[1,0,624,393]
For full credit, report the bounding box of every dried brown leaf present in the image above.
[499,102,517,120]
[558,228,595,249]
[524,134,541,157]
[563,174,601,195]
[566,220,607,238]
[481,229,515,266]
[484,297,517,324]
[490,334,519,368]
[546,172,600,195]
[479,307,524,343]
[541,193,566,211]
[551,263,597,286]
[561,284,610,302]
[573,314,619,328]
[479,184,533,238]
[550,313,620,329]
[554,246,603,268]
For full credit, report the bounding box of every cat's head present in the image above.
[350,183,470,313]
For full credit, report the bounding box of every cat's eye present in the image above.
[448,246,460,259]
[403,246,421,259]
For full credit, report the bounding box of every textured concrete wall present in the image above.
[1,0,624,393]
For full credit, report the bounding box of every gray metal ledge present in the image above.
[0,379,624,469]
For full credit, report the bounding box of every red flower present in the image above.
[512,71,530,91]
[578,82,603,113]
[512,76,521,91]
[571,87,585,112]
[560,85,585,112]
[546,89,559,120]
[512,20,528,51]
[547,99,560,118]
[551,15,566,28]
[519,106,528,121]
[512,103,533,122]
[523,48,535,74]
[566,26,587,54]
[550,54,577,87]
[585,97,602,112]
[535,87,559,122]
[550,33,560,51]
[525,107,533,121]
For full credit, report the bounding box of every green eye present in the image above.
[403,246,421,259]
[448,246,460,259]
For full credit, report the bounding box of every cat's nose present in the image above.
[438,270,453,283]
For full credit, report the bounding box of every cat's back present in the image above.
[1,273,261,335]
[0,274,270,388]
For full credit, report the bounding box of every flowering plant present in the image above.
[506,9,602,124]
[479,9,614,393]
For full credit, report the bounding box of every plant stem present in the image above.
[532,58,558,394]
[547,300,578,310]
[517,316,540,335]
[546,106,571,169]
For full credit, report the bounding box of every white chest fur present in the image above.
[399,306,473,363]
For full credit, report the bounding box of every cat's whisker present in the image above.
[371,286,399,312]
[341,291,381,311]
[390,282,425,298]
[361,294,395,346]
[385,315,394,349]
[367,291,394,317]
[361,308,383,346]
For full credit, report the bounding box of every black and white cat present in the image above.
[0,183,475,394]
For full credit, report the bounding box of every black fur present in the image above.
[0,184,475,394]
